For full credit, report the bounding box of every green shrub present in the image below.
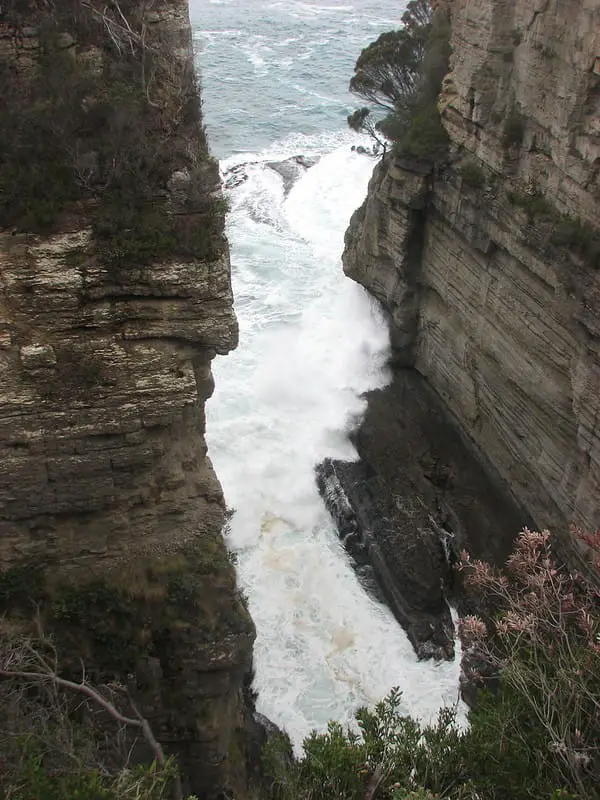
[6,742,176,800]
[502,109,526,149]
[551,215,600,269]
[507,188,555,219]
[505,188,600,268]
[263,529,600,800]
[459,162,486,190]
[263,690,469,800]
[0,563,46,609]
[395,103,449,164]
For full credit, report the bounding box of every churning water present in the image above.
[192,0,462,748]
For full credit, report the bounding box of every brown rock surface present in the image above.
[343,0,600,552]
[0,1,254,796]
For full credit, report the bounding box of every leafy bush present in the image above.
[395,104,449,163]
[506,187,600,268]
[263,691,467,800]
[7,745,176,800]
[459,528,600,797]
[507,188,555,219]
[459,162,486,190]
[551,216,600,269]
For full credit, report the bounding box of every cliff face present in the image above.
[0,2,254,796]
[344,0,600,542]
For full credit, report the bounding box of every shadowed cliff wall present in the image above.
[0,1,254,795]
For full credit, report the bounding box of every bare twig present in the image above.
[1,635,182,800]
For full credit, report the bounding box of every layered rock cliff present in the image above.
[344,0,600,550]
[0,1,254,796]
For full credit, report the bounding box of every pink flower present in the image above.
[458,615,487,645]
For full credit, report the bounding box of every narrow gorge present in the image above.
[1,0,599,797]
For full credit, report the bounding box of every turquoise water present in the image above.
[192,0,462,748]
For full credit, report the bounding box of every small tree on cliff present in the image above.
[347,108,388,154]
[347,0,432,150]
[347,0,450,166]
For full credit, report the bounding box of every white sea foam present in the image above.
[196,0,461,752]
[207,135,463,749]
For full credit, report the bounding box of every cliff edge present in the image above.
[0,1,254,796]
[343,0,600,546]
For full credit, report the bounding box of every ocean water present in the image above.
[191,0,462,748]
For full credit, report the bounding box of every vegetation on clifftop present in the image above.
[0,536,247,799]
[0,0,227,266]
[347,0,450,167]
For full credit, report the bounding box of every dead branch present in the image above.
[79,0,147,55]
[0,636,183,800]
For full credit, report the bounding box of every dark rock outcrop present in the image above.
[223,154,319,194]
[266,155,319,194]
[317,370,527,660]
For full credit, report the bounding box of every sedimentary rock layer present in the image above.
[344,0,600,546]
[0,2,254,795]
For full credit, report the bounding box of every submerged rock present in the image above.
[223,154,319,195]
[266,154,320,195]
[224,163,249,189]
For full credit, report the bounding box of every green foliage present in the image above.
[462,685,553,799]
[0,47,91,231]
[0,563,45,610]
[6,742,177,800]
[507,188,555,219]
[506,188,600,268]
[263,690,469,800]
[347,1,451,167]
[262,678,588,800]
[1,5,226,268]
[347,108,388,152]
[459,162,486,190]
[264,530,600,800]
[551,215,600,268]
[349,24,429,112]
[502,108,526,149]
[52,581,143,676]
[167,574,203,607]
[394,104,449,164]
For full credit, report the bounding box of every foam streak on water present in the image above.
[193,0,462,749]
